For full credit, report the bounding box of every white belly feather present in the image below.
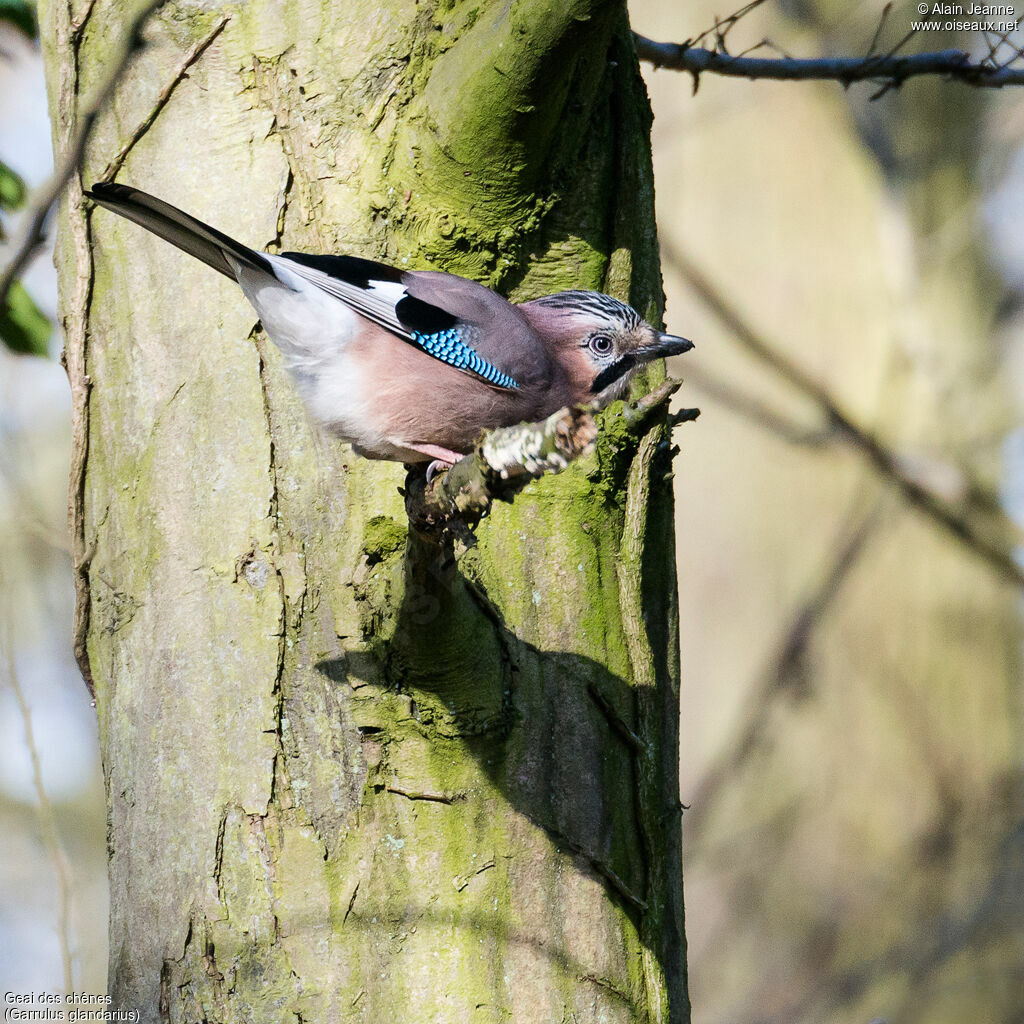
[229,255,417,459]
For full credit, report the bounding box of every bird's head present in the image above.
[518,290,693,403]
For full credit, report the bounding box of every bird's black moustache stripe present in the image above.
[591,354,637,393]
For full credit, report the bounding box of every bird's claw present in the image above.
[425,459,451,484]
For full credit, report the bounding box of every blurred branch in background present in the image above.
[1,605,74,992]
[0,0,164,337]
[663,242,1024,588]
[682,363,840,448]
[635,0,1024,94]
[685,496,884,837]
[0,2,47,355]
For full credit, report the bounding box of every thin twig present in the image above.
[863,3,893,61]
[686,0,770,51]
[539,822,648,913]
[1,613,75,993]
[866,30,920,99]
[587,682,643,751]
[664,243,1024,589]
[385,783,466,804]
[635,36,1024,88]
[97,14,229,184]
[0,0,165,313]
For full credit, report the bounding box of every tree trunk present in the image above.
[41,0,688,1020]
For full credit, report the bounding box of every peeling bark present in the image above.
[41,1,689,1020]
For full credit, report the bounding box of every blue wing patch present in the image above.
[411,327,519,389]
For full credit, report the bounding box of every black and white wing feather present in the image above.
[86,184,546,391]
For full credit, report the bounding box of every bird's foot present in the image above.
[426,459,450,484]
[405,443,463,484]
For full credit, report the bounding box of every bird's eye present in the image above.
[589,333,614,356]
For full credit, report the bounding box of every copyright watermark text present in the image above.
[911,2,1018,29]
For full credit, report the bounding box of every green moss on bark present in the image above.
[44,0,688,1020]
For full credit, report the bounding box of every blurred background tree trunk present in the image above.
[634,2,1024,1022]
[38,0,689,1021]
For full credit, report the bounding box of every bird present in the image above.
[86,182,693,470]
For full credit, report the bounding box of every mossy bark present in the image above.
[40,0,688,1021]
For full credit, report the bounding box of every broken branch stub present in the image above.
[404,378,689,539]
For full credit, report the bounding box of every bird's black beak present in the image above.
[637,332,695,362]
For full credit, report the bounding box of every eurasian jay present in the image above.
[87,182,693,469]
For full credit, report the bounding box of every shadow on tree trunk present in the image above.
[315,466,687,1007]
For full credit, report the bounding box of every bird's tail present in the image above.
[86,182,272,280]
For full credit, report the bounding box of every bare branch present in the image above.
[97,14,229,185]
[404,405,599,537]
[663,243,1024,589]
[0,0,165,313]
[635,36,1024,89]
[404,379,686,539]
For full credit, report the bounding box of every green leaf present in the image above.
[0,0,38,39]
[0,280,51,356]
[0,159,27,212]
